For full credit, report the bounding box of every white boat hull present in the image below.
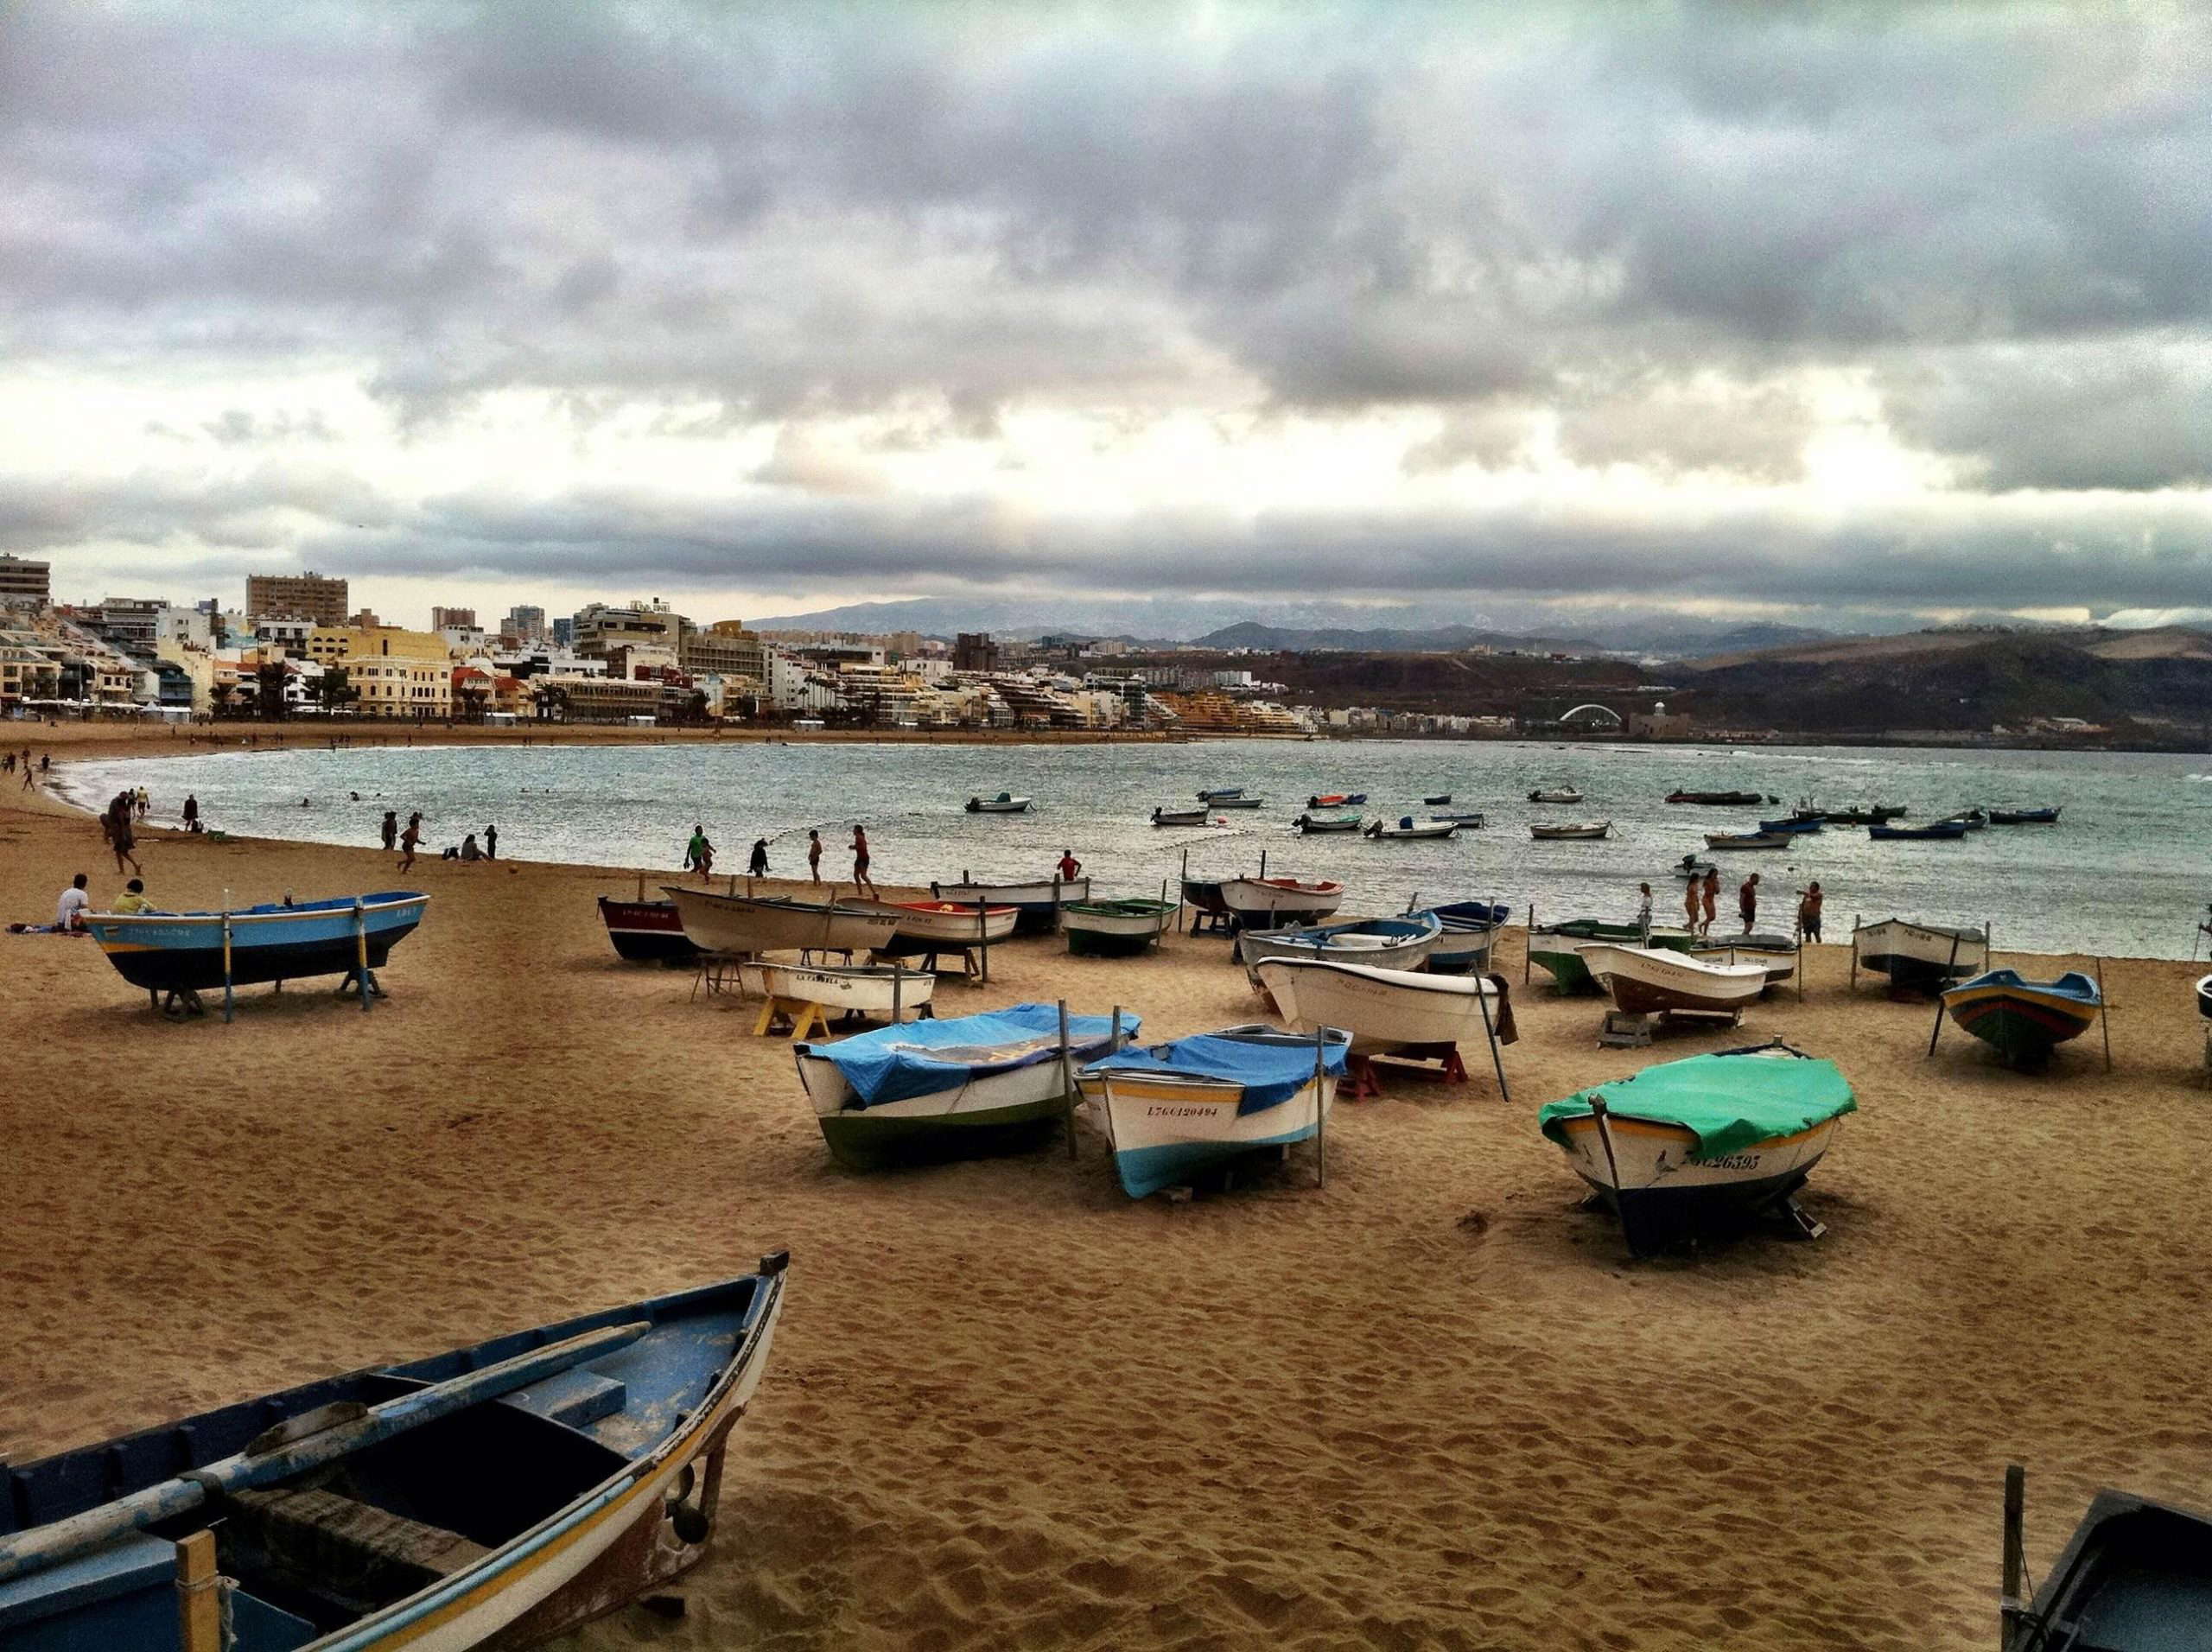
[854,900,1021,947]
[1853,918,1990,989]
[738,961,936,1019]
[1217,878,1345,927]
[1088,1070,1337,1198]
[795,1045,1074,1121]
[1548,1112,1843,1254]
[1530,822,1611,840]
[665,886,901,955]
[1256,958,1502,1055]
[1575,944,1769,1015]
[1237,928,1441,973]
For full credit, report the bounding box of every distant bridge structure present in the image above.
[1559,703,1625,728]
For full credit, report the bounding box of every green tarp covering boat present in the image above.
[1540,1049,1857,1159]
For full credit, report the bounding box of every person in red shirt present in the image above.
[1056,849,1082,883]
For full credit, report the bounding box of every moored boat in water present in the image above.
[1577,943,1770,1017]
[1988,805,2062,824]
[1306,792,1366,808]
[1366,816,1458,840]
[1529,821,1611,841]
[0,1261,789,1649]
[1150,805,1211,827]
[794,1002,1139,1169]
[1666,789,1768,806]
[1294,812,1365,833]
[965,791,1033,814]
[1528,786,1583,804]
[1852,917,1989,993]
[1063,898,1177,956]
[1538,1042,1855,1255]
[1084,1025,1349,1198]
[1868,820,1970,841]
[1704,830,1791,851]
[596,896,700,965]
[1940,969,2102,1065]
[1757,816,1822,835]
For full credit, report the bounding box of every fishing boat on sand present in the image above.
[1256,957,1506,1058]
[1538,1043,1856,1255]
[1940,969,2102,1065]
[0,1260,789,1649]
[1410,899,1510,975]
[738,958,937,1023]
[929,875,1093,935]
[1306,792,1366,808]
[1366,816,1458,841]
[1084,1025,1349,1198]
[2002,1480,2212,1651]
[1063,899,1177,957]
[1236,911,1443,975]
[1217,876,1345,931]
[1530,821,1611,841]
[665,886,900,956]
[1577,944,1770,1017]
[1150,805,1211,827]
[1688,933,1799,988]
[596,896,701,965]
[1527,919,1694,994]
[965,792,1032,814]
[1294,812,1365,834]
[1528,786,1583,804]
[84,893,429,1003]
[793,1002,1139,1169]
[1705,830,1791,851]
[1852,918,1989,993]
[1988,805,2062,825]
[1667,789,1769,806]
[1868,820,1970,842]
[852,899,1021,950]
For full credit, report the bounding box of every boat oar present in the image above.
[1926,931,1963,1058]
[0,1318,651,1585]
[2095,956,2113,1073]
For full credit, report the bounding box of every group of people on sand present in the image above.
[381,809,497,870]
[3,748,50,788]
[692,823,886,897]
[1647,870,1823,940]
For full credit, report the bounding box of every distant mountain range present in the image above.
[743,594,1851,658]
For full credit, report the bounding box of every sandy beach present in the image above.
[6,740,2212,1650]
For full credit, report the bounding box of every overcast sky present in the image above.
[3,2,2208,634]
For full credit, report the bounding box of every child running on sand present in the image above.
[397,811,423,873]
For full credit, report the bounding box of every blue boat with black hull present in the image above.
[1867,820,1970,842]
[0,1259,788,1651]
[83,893,429,1003]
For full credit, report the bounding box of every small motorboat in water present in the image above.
[1306,792,1367,808]
[1704,831,1792,851]
[1528,786,1583,804]
[1868,820,1970,842]
[1151,805,1212,827]
[965,791,1033,814]
[1294,812,1366,834]
[1366,816,1459,841]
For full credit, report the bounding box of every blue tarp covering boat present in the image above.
[1086,1027,1349,1116]
[810,1003,1140,1109]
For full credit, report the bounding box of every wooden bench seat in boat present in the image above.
[225,1483,490,1611]
[499,1367,628,1430]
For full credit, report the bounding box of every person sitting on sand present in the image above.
[55,873,90,931]
[112,878,151,915]
[460,833,482,862]
[749,837,770,878]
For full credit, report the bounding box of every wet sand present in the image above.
[4,761,2211,1649]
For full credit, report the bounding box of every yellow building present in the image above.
[308,625,448,665]
[340,654,452,719]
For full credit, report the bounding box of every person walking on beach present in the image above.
[109,800,141,878]
[806,829,823,885]
[19,753,34,791]
[1699,867,1719,937]
[1056,848,1082,884]
[1797,880,1824,944]
[134,786,149,821]
[1738,873,1759,935]
[397,810,423,873]
[748,837,769,878]
[182,794,200,833]
[850,824,876,899]
[484,823,497,860]
[380,810,397,851]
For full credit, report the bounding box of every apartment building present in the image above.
[245,571,349,626]
[341,655,453,719]
[0,555,51,607]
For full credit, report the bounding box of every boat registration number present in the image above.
[1693,1152,1763,1171]
[1144,1103,1224,1119]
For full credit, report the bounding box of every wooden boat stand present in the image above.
[1343,1043,1466,1100]
[1600,1007,1741,1048]
[752,994,934,1039]
[899,943,989,983]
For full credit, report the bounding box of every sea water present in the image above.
[57,738,2212,959]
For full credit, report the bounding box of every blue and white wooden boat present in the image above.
[1408,899,1510,975]
[1940,969,2102,1065]
[0,1258,788,1650]
[1236,911,1443,973]
[1084,1026,1349,1198]
[83,893,429,998]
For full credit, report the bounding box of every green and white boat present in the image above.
[1063,899,1178,956]
[793,1002,1139,1169]
[1528,918,1694,994]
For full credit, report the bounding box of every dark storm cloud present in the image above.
[3,2,2209,602]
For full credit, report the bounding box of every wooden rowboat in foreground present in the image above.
[0,1258,790,1650]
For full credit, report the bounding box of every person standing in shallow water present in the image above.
[380,810,397,851]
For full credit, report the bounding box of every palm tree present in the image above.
[531,681,569,723]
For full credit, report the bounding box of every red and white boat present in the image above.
[1576,943,1769,1016]
[1217,876,1346,930]
[854,899,1021,949]
[596,896,701,964]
